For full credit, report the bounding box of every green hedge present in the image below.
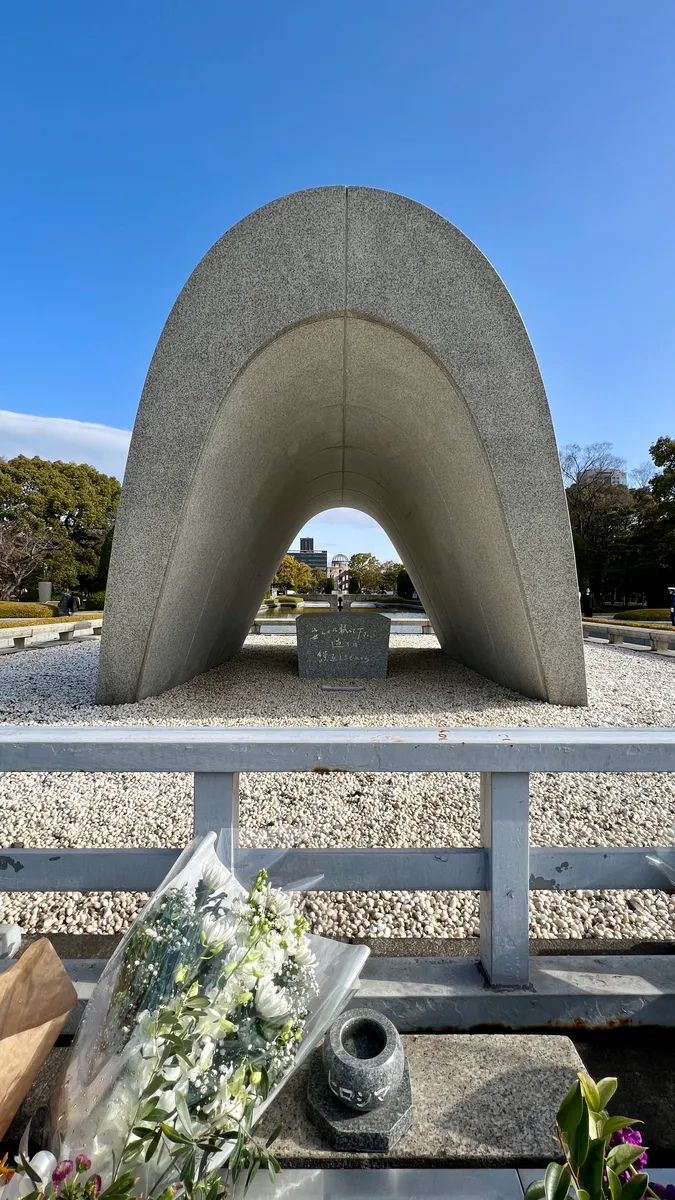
[613,608,670,622]
[0,601,58,618]
[84,590,106,611]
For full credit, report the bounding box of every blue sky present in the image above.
[1,1,673,561]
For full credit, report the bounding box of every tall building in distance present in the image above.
[578,468,627,487]
[289,537,327,571]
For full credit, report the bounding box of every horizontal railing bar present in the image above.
[529,847,674,890]
[237,847,487,891]
[2,725,675,773]
[0,848,180,891]
[0,845,671,894]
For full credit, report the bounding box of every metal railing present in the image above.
[1,726,674,1001]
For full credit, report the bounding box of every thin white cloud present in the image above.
[0,410,131,480]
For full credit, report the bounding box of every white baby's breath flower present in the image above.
[255,978,290,1020]
[202,912,236,947]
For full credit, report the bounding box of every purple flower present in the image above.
[608,1129,648,1182]
[651,1187,675,1200]
[85,1176,102,1199]
[52,1162,74,1184]
[75,1157,91,1174]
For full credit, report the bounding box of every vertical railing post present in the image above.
[193,772,240,871]
[479,771,530,986]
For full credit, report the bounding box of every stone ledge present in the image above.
[257,1034,583,1167]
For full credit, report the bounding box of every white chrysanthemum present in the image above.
[258,931,286,975]
[270,888,294,919]
[293,941,316,968]
[202,859,232,894]
[255,978,290,1020]
[202,912,236,947]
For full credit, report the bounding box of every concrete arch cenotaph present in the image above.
[97,187,587,707]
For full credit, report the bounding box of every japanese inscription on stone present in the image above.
[296,612,390,679]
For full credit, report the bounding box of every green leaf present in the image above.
[544,1164,571,1200]
[159,1122,189,1145]
[259,1064,270,1101]
[569,1101,590,1172]
[607,1167,622,1200]
[246,1160,261,1190]
[557,1080,584,1142]
[98,1176,137,1200]
[175,1090,193,1136]
[579,1072,603,1113]
[131,1125,153,1140]
[620,1173,649,1200]
[524,1183,546,1200]
[120,1142,143,1163]
[606,1145,649,1176]
[19,1155,42,1186]
[601,1118,641,1139]
[596,1077,618,1110]
[578,1137,606,1197]
[544,1165,563,1200]
[576,1192,590,1200]
[144,1130,161,1163]
[265,1124,282,1148]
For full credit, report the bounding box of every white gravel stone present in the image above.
[0,636,673,942]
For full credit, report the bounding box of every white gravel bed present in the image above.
[0,636,673,942]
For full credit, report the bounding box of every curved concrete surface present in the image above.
[98,187,586,706]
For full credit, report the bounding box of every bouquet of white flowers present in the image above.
[49,834,369,1199]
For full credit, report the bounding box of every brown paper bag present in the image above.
[0,938,77,1138]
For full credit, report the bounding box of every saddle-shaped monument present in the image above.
[97,187,586,706]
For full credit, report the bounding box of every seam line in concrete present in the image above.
[341,186,348,503]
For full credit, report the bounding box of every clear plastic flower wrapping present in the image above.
[48,832,370,1190]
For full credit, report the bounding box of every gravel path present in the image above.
[0,636,673,941]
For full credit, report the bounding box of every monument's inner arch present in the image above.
[98,186,587,707]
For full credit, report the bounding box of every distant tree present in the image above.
[347,574,360,594]
[630,436,675,604]
[293,561,314,593]
[560,443,627,540]
[349,552,381,592]
[0,456,120,591]
[630,463,654,489]
[311,567,328,592]
[90,526,114,592]
[396,568,414,599]
[560,443,634,598]
[379,560,403,593]
[273,554,298,592]
[0,520,63,600]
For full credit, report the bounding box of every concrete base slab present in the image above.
[256,1034,583,1166]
